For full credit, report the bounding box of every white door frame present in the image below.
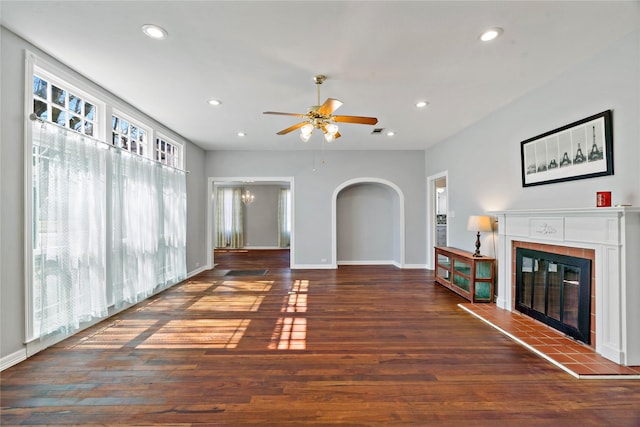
[426,171,448,269]
[206,176,295,269]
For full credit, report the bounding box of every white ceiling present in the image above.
[2,1,639,152]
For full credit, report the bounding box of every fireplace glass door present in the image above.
[516,248,591,344]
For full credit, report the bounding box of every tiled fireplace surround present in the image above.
[493,208,640,366]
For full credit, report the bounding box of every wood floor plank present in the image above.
[2,249,640,425]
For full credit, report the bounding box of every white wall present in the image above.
[425,30,640,255]
[0,28,208,361]
[244,185,281,247]
[205,149,427,268]
[337,183,396,264]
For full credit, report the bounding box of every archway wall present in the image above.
[334,179,402,267]
[205,150,427,269]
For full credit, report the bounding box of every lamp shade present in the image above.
[467,215,492,232]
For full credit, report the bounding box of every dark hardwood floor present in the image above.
[2,249,640,425]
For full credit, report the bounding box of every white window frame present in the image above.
[23,51,186,352]
[24,51,108,348]
[111,109,153,158]
[155,133,184,170]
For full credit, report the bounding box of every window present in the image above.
[26,52,188,348]
[278,188,291,248]
[111,113,148,156]
[32,74,97,136]
[155,136,182,169]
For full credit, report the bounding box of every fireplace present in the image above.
[492,207,640,366]
[515,248,591,344]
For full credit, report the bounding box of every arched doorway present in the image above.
[331,178,405,268]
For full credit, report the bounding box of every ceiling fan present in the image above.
[263,75,378,142]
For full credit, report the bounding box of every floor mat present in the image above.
[224,269,268,276]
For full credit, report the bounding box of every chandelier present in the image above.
[241,189,255,205]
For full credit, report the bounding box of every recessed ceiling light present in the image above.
[386,131,395,137]
[208,99,222,106]
[416,101,429,108]
[142,24,168,40]
[480,27,503,42]
[237,132,246,137]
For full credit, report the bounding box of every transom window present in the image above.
[32,74,97,136]
[111,114,148,156]
[155,136,182,168]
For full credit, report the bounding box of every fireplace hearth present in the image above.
[515,248,591,344]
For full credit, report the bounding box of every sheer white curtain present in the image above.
[158,165,187,287]
[278,188,291,248]
[32,122,108,337]
[31,121,187,339]
[215,187,244,248]
[111,151,187,306]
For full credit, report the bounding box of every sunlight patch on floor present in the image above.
[137,319,251,349]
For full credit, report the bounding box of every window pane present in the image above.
[52,107,66,126]
[33,99,48,120]
[85,121,94,136]
[130,126,138,140]
[85,102,95,119]
[69,94,82,114]
[120,119,129,135]
[112,116,119,131]
[33,76,48,99]
[112,133,119,145]
[52,85,66,107]
[121,136,128,150]
[70,115,82,132]
[131,140,137,154]
[139,129,146,143]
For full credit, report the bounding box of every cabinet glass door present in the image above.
[453,259,470,292]
[475,261,493,279]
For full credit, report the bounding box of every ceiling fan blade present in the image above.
[263,111,306,118]
[334,132,341,140]
[317,98,343,116]
[332,115,378,125]
[277,122,307,135]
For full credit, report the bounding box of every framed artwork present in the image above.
[521,110,613,187]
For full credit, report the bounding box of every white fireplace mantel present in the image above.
[491,207,640,366]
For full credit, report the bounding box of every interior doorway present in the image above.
[207,177,294,269]
[426,171,448,269]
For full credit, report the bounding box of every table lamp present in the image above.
[467,215,493,257]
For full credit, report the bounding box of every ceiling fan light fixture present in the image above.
[480,27,503,42]
[325,123,339,136]
[300,132,312,142]
[301,123,314,136]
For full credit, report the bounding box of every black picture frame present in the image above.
[521,110,613,187]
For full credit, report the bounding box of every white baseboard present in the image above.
[0,348,27,371]
[338,260,396,266]
[291,264,335,269]
[402,263,429,269]
[337,260,427,269]
[187,265,209,278]
[241,246,287,250]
